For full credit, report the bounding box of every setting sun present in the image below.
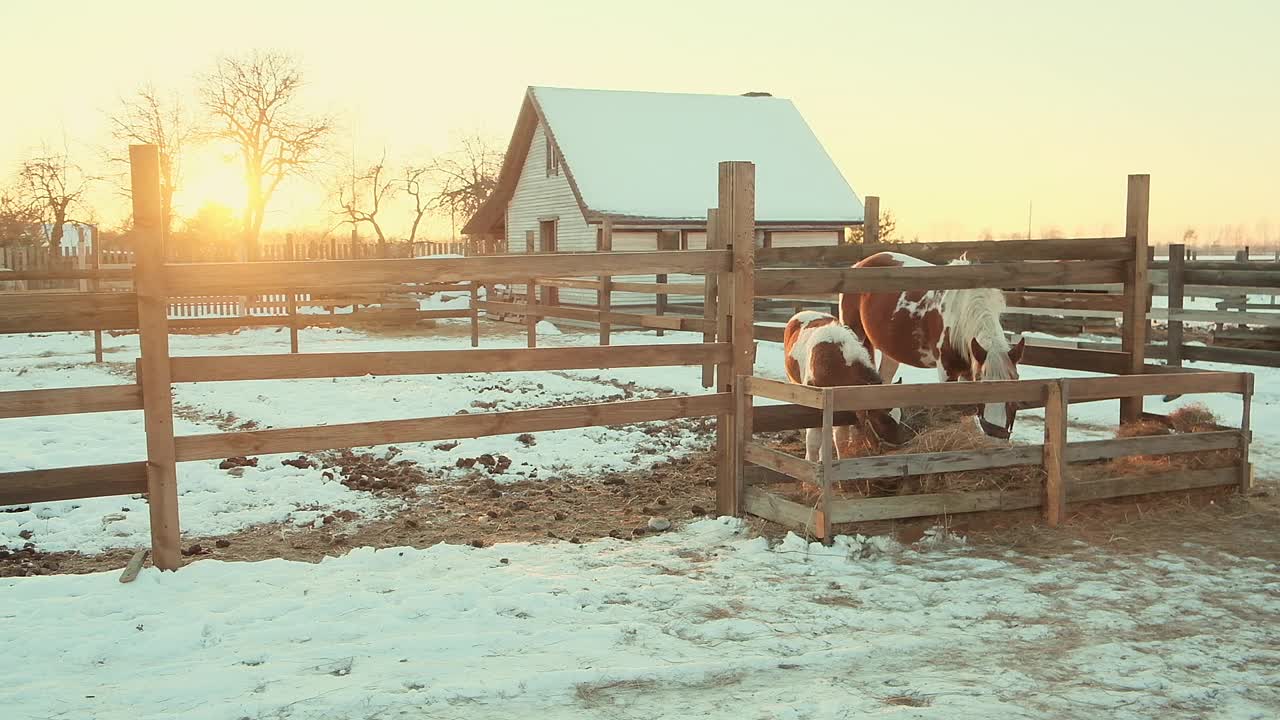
[175,147,247,218]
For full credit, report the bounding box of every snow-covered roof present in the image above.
[463,86,862,235]
[534,87,862,223]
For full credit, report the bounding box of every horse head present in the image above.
[969,336,1026,440]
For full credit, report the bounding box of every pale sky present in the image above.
[1,0,1276,244]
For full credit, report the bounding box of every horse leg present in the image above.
[805,427,822,462]
[879,354,900,385]
[834,424,855,458]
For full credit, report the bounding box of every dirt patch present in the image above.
[8,452,718,577]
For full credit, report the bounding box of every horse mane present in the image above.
[940,257,1010,364]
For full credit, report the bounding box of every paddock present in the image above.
[0,147,1257,568]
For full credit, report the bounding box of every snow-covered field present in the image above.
[2,322,1277,719]
[4,519,1278,719]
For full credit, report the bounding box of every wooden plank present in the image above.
[713,207,735,517]
[477,300,712,333]
[0,461,149,506]
[832,379,1051,412]
[830,444,1043,482]
[1065,430,1243,463]
[0,268,133,281]
[1162,309,1280,327]
[755,261,1127,296]
[828,488,1043,524]
[744,443,820,486]
[0,291,140,333]
[534,277,600,291]
[525,229,537,349]
[1241,373,1254,492]
[174,393,732,462]
[1167,243,1185,367]
[1020,344,1131,374]
[701,210,719,388]
[756,236,1132,267]
[741,377,825,408]
[91,238,104,362]
[130,143,181,571]
[468,283,481,347]
[1182,344,1280,368]
[1068,466,1238,503]
[752,403,861,433]
[1043,381,1068,527]
[742,485,818,535]
[286,292,299,354]
[0,385,143,419]
[863,196,879,243]
[598,220,612,346]
[1171,283,1280,298]
[1069,371,1247,402]
[170,343,732,382]
[119,549,148,584]
[1004,291,1127,312]
[722,160,756,517]
[753,324,785,343]
[609,280,706,295]
[817,389,835,540]
[1183,269,1280,287]
[164,250,733,294]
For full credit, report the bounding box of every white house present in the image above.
[462,86,865,307]
[41,222,95,253]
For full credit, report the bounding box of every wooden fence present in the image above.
[0,153,1256,569]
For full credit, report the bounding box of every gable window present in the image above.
[544,134,561,177]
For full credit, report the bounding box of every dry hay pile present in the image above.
[764,405,1044,502]
[1107,404,1240,475]
[766,403,1237,504]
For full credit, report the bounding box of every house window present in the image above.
[545,134,561,177]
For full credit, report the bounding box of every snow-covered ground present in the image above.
[1,324,1275,554]
[2,323,1277,719]
[4,519,1277,719]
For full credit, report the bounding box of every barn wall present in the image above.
[505,121,594,303]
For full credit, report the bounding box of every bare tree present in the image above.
[18,152,90,259]
[107,84,192,238]
[0,190,41,246]
[402,164,431,244]
[334,152,396,255]
[429,134,502,242]
[845,209,900,244]
[200,51,332,259]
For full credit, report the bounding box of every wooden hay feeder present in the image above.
[736,371,1253,542]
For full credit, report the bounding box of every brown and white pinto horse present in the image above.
[839,252,1026,440]
[783,311,910,461]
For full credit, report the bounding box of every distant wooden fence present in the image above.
[0,153,1256,570]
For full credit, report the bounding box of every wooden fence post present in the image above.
[1167,243,1185,368]
[469,281,480,347]
[717,160,756,517]
[130,144,181,571]
[701,210,720,388]
[863,196,880,244]
[91,224,104,363]
[1240,373,1253,493]
[817,388,835,541]
[1043,380,1068,527]
[1120,174,1150,425]
[598,220,613,345]
[526,230,537,348]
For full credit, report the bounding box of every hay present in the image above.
[1109,403,1239,475]
[764,401,1238,505]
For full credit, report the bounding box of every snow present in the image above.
[3,325,1279,718]
[531,86,862,222]
[0,328,717,554]
[3,519,1277,719]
